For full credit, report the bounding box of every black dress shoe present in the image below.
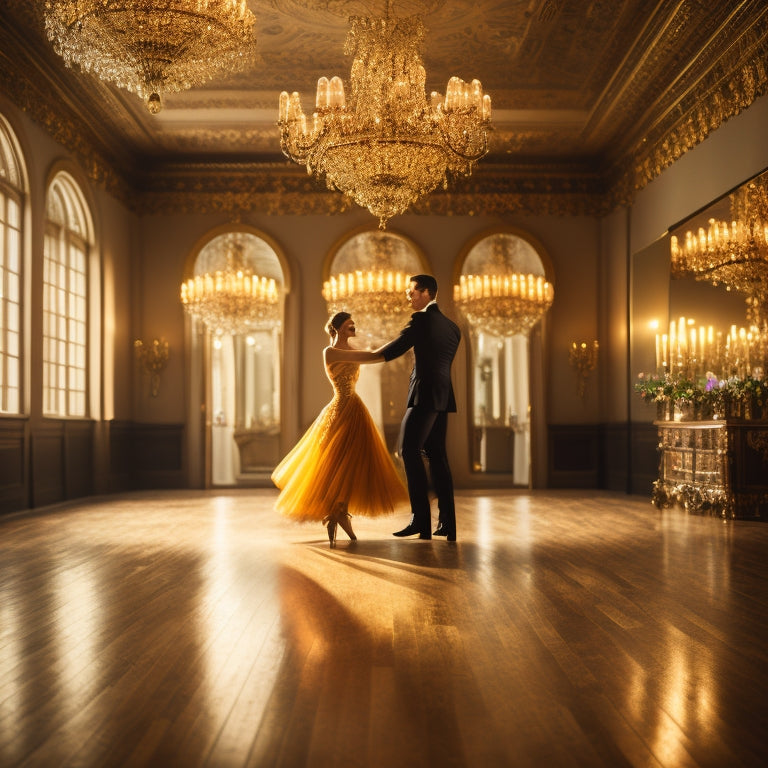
[393,524,431,539]
[434,524,456,541]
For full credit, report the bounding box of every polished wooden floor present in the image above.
[1,489,767,768]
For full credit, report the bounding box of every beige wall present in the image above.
[2,89,766,496]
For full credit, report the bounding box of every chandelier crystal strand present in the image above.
[44,0,257,113]
[453,274,554,338]
[180,246,280,336]
[279,14,491,229]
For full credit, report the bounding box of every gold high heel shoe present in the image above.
[334,502,356,541]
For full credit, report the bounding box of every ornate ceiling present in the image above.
[0,0,766,216]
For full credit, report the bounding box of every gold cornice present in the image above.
[607,11,768,206]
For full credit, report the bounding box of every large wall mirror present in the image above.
[631,167,768,425]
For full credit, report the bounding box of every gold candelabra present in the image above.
[569,341,599,398]
[134,338,169,397]
[180,241,280,336]
[279,11,491,229]
[655,316,767,380]
[44,0,257,113]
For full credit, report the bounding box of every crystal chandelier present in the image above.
[670,174,768,326]
[322,233,417,346]
[454,273,554,337]
[453,237,554,337]
[44,0,257,113]
[278,12,491,229]
[180,241,280,336]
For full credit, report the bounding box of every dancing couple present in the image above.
[271,274,461,545]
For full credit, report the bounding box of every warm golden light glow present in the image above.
[44,0,257,113]
[654,316,768,380]
[569,340,599,398]
[670,175,768,327]
[134,338,169,397]
[454,273,554,338]
[180,243,280,336]
[279,14,491,229]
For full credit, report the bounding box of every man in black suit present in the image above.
[380,274,461,541]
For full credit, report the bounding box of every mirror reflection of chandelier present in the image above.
[670,174,768,325]
[43,0,257,113]
[322,233,417,346]
[278,11,491,229]
[454,237,554,337]
[180,238,280,336]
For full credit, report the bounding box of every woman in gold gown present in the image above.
[271,312,409,545]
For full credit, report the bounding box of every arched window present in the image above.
[0,115,25,415]
[43,173,93,417]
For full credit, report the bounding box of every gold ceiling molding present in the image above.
[609,15,768,206]
[132,162,606,217]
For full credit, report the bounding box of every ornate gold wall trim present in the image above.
[608,13,768,207]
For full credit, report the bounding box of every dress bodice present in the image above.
[326,361,360,398]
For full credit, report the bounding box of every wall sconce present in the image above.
[569,340,599,398]
[134,338,169,397]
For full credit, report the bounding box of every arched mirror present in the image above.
[456,232,554,485]
[184,230,286,485]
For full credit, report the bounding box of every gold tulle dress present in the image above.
[271,360,409,522]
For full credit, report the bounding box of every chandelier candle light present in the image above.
[278,11,491,228]
[454,273,554,338]
[670,176,768,326]
[180,258,280,337]
[323,269,412,343]
[44,0,257,113]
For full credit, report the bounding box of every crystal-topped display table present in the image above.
[652,420,768,519]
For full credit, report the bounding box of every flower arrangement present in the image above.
[634,371,768,420]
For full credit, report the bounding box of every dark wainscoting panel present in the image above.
[64,421,94,500]
[131,423,185,489]
[108,420,134,492]
[30,421,95,509]
[31,423,66,508]
[602,422,630,493]
[0,419,28,513]
[547,424,603,488]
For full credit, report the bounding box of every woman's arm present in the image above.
[324,346,384,364]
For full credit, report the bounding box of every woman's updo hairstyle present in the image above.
[326,311,351,338]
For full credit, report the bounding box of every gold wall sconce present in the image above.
[134,338,169,397]
[569,340,599,398]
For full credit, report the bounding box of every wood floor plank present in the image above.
[1,489,767,767]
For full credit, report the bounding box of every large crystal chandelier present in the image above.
[670,174,768,326]
[180,240,280,336]
[44,0,257,113]
[322,233,418,346]
[454,238,554,337]
[278,11,491,229]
